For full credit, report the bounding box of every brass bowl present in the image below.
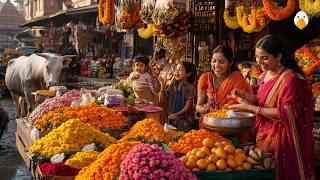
[203,112,255,135]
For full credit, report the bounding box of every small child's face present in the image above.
[174,63,189,81]
[134,61,148,73]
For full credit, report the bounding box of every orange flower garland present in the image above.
[168,129,229,154]
[262,0,296,20]
[98,0,115,24]
[75,141,141,180]
[241,8,258,33]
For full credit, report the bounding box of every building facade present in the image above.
[0,0,25,49]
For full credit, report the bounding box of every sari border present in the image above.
[264,69,292,107]
[284,105,306,180]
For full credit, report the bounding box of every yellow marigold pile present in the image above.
[120,118,184,143]
[65,150,99,169]
[29,119,117,158]
[63,103,128,130]
[168,129,228,154]
[75,141,141,180]
[35,90,55,97]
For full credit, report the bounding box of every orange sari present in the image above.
[198,71,253,128]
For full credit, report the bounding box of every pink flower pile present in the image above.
[119,144,197,180]
[29,90,81,124]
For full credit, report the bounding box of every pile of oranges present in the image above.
[180,138,252,171]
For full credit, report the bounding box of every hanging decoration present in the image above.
[299,0,320,18]
[117,0,143,30]
[140,0,156,24]
[294,11,309,30]
[224,0,240,29]
[235,0,270,33]
[137,24,157,39]
[262,0,296,20]
[98,0,115,24]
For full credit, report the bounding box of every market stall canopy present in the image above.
[20,5,98,28]
[19,10,66,27]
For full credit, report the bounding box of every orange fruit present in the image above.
[211,147,217,154]
[226,158,237,169]
[191,168,200,171]
[216,159,227,170]
[207,163,217,171]
[235,155,244,166]
[224,145,236,154]
[243,162,252,170]
[191,148,200,155]
[208,153,219,164]
[215,142,224,148]
[197,159,209,170]
[222,141,231,146]
[188,155,198,163]
[227,154,235,159]
[180,156,188,164]
[215,148,227,159]
[201,146,212,156]
[196,151,206,159]
[203,138,215,148]
[186,151,192,156]
[186,160,196,169]
[235,148,244,155]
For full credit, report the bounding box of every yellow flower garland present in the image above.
[299,0,320,18]
[224,9,240,29]
[236,6,245,28]
[255,8,270,31]
[242,8,258,33]
[137,24,157,39]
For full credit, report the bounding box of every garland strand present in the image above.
[262,0,296,20]
[299,0,320,18]
[98,0,115,24]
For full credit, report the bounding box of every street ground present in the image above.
[0,97,32,180]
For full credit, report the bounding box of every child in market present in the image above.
[127,56,160,103]
[159,61,196,132]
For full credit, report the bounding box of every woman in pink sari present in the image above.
[231,35,315,180]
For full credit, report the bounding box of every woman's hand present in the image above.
[158,77,166,91]
[229,103,251,112]
[230,89,249,104]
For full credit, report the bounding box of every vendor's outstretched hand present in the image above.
[229,103,249,112]
[230,89,248,104]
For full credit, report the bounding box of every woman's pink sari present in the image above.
[256,68,315,180]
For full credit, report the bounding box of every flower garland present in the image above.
[242,8,258,33]
[255,8,270,31]
[137,24,157,39]
[224,9,240,29]
[299,0,320,18]
[236,6,245,28]
[98,0,115,24]
[236,6,269,33]
[262,0,296,20]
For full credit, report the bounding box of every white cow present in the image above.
[5,53,74,118]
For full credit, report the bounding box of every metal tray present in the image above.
[204,112,255,129]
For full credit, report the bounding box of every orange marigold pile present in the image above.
[75,141,141,180]
[168,129,229,154]
[120,118,184,143]
[63,103,128,130]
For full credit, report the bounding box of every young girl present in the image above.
[128,56,160,103]
[159,61,196,132]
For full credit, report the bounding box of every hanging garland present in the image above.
[299,0,320,18]
[255,7,270,31]
[262,0,296,21]
[224,9,240,29]
[138,24,157,39]
[236,6,245,28]
[98,0,115,24]
[242,8,258,33]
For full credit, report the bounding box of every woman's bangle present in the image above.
[255,106,262,115]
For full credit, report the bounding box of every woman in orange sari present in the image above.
[231,35,315,180]
[196,45,253,129]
